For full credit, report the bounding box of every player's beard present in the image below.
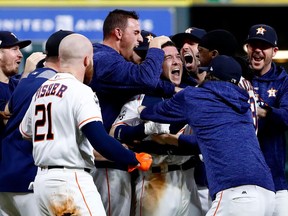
[83,61,93,85]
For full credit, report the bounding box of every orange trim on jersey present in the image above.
[112,122,129,127]
[213,191,223,216]
[74,172,93,216]
[78,116,102,127]
[105,168,112,216]
[139,176,145,216]
[136,94,142,102]
[19,124,32,139]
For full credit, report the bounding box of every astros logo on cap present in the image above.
[146,34,154,43]
[256,27,266,35]
[185,28,194,34]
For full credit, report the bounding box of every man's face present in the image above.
[198,45,214,67]
[161,46,183,86]
[180,39,200,73]
[246,40,277,73]
[0,46,23,77]
[119,18,143,61]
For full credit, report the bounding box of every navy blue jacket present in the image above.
[0,76,19,159]
[140,81,275,199]
[252,62,288,191]
[90,43,175,131]
[0,68,56,192]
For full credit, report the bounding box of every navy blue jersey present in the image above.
[140,81,275,199]
[0,76,19,111]
[0,68,56,192]
[0,76,19,156]
[252,62,288,191]
[90,43,175,131]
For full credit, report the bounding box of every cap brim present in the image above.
[245,38,276,47]
[17,40,32,49]
[134,46,149,51]
[1,40,31,49]
[171,33,202,49]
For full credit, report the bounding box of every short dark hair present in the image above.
[161,41,176,49]
[103,9,139,39]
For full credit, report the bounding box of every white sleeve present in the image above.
[19,100,33,139]
[77,87,103,129]
[112,94,144,127]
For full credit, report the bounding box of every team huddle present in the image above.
[0,8,288,216]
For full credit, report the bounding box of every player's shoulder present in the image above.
[27,67,57,80]
[93,43,121,60]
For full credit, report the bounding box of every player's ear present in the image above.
[83,56,89,67]
[114,28,122,40]
[211,50,219,57]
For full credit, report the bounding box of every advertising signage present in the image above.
[0,8,174,41]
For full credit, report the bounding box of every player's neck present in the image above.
[0,71,9,83]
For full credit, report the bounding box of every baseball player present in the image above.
[245,24,288,216]
[139,55,276,216]
[171,27,207,86]
[19,33,152,216]
[110,41,203,216]
[0,31,31,151]
[198,29,259,133]
[171,27,211,214]
[90,9,176,216]
[0,30,74,216]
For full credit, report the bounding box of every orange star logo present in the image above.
[256,27,266,35]
[267,87,277,97]
[146,34,154,43]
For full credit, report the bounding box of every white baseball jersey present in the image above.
[114,93,192,165]
[113,94,203,216]
[20,73,102,169]
[238,76,259,133]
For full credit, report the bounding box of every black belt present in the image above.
[94,161,128,171]
[151,158,197,173]
[47,166,91,173]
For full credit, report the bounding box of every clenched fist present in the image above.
[128,152,153,172]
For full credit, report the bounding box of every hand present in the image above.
[128,152,152,172]
[22,52,46,78]
[1,104,11,125]
[148,36,171,49]
[257,97,271,117]
[257,107,269,118]
[0,110,11,120]
[137,105,146,114]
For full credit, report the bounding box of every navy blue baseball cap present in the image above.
[200,55,242,84]
[134,30,156,51]
[134,30,156,59]
[198,29,238,56]
[45,30,75,57]
[245,24,277,47]
[0,31,31,49]
[171,27,207,49]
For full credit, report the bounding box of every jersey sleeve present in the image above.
[19,100,33,139]
[140,88,188,124]
[76,87,103,129]
[112,94,144,127]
